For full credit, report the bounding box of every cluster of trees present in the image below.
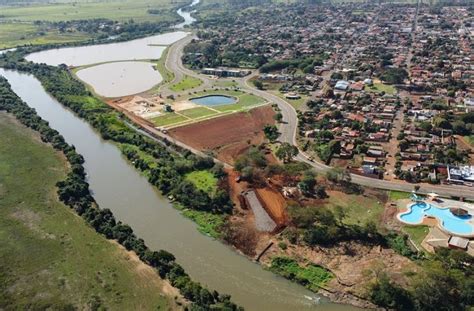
[0,64,240,309]
[379,68,408,85]
[263,124,280,141]
[259,56,323,74]
[370,248,473,311]
[287,204,385,247]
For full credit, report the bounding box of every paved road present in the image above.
[159,32,474,200]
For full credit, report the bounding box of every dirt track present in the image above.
[168,106,275,164]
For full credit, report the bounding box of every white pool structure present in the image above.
[398,201,474,237]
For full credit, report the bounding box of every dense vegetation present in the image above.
[269,257,333,292]
[0,74,241,310]
[370,249,473,311]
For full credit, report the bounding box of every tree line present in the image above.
[0,76,241,310]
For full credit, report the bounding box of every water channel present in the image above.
[0,0,360,309]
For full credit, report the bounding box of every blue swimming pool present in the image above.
[190,95,236,106]
[399,202,473,236]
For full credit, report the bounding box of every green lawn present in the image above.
[155,47,174,85]
[170,75,203,92]
[185,170,218,195]
[0,23,91,49]
[179,106,217,119]
[215,80,238,88]
[389,190,411,201]
[151,112,189,127]
[0,113,172,310]
[364,82,397,95]
[189,90,265,113]
[272,91,308,110]
[326,192,384,226]
[403,225,430,249]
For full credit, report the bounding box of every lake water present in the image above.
[25,31,188,67]
[191,95,237,106]
[76,61,162,97]
[0,69,358,311]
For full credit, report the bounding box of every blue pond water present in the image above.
[191,95,236,106]
[400,202,473,235]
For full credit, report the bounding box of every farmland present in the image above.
[0,0,180,22]
[0,113,176,310]
[0,0,181,49]
[0,23,91,49]
[169,105,276,164]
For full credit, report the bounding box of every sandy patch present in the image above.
[172,100,198,111]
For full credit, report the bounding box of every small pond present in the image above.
[190,95,236,106]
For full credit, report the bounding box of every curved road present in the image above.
[162,33,474,200]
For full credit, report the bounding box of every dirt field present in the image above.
[256,188,288,226]
[169,105,275,164]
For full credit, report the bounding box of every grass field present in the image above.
[155,47,175,84]
[403,225,430,249]
[0,23,91,49]
[272,91,308,110]
[151,112,189,127]
[0,0,179,22]
[185,170,218,195]
[180,106,217,119]
[389,190,411,201]
[364,82,397,95]
[0,113,174,309]
[170,75,203,92]
[326,191,384,226]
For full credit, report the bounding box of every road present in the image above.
[155,27,474,200]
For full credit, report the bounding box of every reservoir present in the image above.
[25,31,188,67]
[191,95,237,106]
[0,68,358,311]
[76,61,163,98]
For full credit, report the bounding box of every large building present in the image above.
[447,165,474,186]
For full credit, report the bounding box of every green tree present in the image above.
[276,143,298,163]
[253,80,264,90]
[263,124,279,141]
[298,170,317,196]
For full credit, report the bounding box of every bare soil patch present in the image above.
[256,188,288,227]
[169,106,275,164]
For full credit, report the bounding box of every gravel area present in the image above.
[243,190,277,232]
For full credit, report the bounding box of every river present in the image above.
[0,68,359,311]
[174,0,200,29]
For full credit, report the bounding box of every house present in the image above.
[335,80,350,91]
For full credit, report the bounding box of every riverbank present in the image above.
[0,112,181,310]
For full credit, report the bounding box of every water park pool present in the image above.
[190,95,236,106]
[399,202,473,236]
